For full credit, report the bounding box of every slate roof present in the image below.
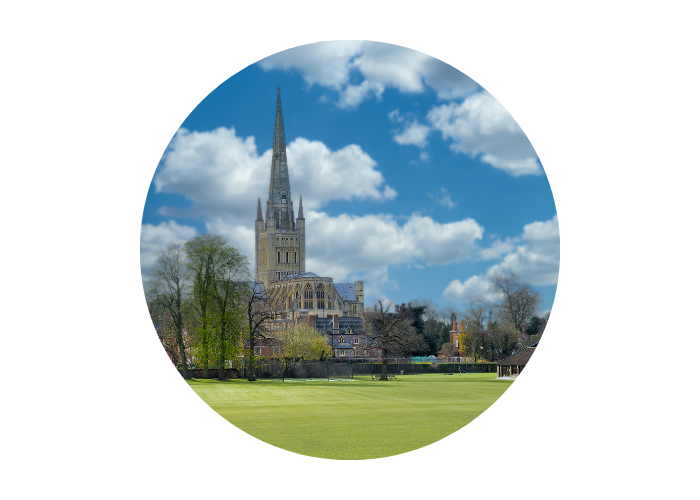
[497,345,537,366]
[333,283,357,301]
[315,316,365,334]
[334,342,355,349]
[282,272,320,280]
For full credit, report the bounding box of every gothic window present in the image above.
[304,283,313,309]
[277,251,280,263]
[339,336,344,343]
[354,336,359,344]
[339,349,345,356]
[286,252,288,263]
[316,284,325,306]
[294,252,297,263]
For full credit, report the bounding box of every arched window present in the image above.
[304,283,313,309]
[354,336,359,344]
[316,284,325,307]
[286,252,288,263]
[277,251,280,263]
[339,335,344,343]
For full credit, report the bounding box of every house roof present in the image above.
[333,283,357,301]
[333,342,355,349]
[315,316,364,334]
[497,344,537,366]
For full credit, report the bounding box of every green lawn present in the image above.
[187,373,512,460]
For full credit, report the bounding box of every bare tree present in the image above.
[146,242,191,379]
[491,273,541,334]
[363,301,423,381]
[243,282,277,381]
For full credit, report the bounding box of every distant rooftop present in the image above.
[282,272,320,280]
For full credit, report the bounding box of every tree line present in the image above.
[146,236,330,381]
[146,236,547,381]
[402,274,548,362]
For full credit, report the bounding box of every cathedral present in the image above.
[254,89,365,328]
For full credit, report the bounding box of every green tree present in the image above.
[280,323,331,361]
[185,235,228,378]
[146,242,191,379]
[208,245,249,380]
[437,323,451,348]
[406,305,431,356]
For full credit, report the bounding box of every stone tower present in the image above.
[255,89,305,284]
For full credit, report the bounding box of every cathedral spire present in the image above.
[256,197,263,220]
[268,88,292,214]
[273,86,286,157]
[298,195,304,218]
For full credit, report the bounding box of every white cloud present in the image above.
[492,215,560,285]
[258,40,365,89]
[287,138,397,208]
[443,276,504,304]
[154,127,396,222]
[259,42,539,176]
[258,41,479,108]
[392,120,431,149]
[443,215,559,303]
[428,187,457,209]
[140,220,198,283]
[426,91,542,176]
[388,108,403,123]
[304,211,484,283]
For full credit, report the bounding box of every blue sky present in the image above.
[141,41,559,317]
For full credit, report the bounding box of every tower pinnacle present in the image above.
[256,197,263,220]
[298,195,304,218]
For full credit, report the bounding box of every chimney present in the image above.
[401,303,406,310]
[407,302,411,308]
[395,305,399,313]
[333,314,338,324]
[374,304,377,312]
[453,320,457,331]
[522,323,527,334]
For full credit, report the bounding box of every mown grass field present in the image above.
[187,373,512,460]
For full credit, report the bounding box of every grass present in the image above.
[187,373,512,460]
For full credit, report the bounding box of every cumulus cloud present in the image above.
[303,210,483,282]
[392,120,431,149]
[493,215,560,285]
[154,127,396,222]
[443,215,559,303]
[259,42,539,176]
[259,41,479,108]
[426,91,542,176]
[443,275,504,304]
[287,138,397,208]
